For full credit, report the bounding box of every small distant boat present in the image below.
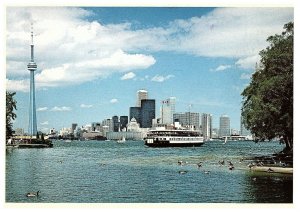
[65,140,71,143]
[223,137,228,145]
[117,136,126,143]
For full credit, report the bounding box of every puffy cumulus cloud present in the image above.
[50,106,71,111]
[6,7,156,89]
[173,8,293,59]
[151,74,174,82]
[120,72,136,80]
[110,98,118,104]
[6,7,293,90]
[80,104,93,108]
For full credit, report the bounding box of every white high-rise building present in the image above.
[160,97,176,125]
[201,113,212,140]
[136,90,148,107]
[219,115,230,137]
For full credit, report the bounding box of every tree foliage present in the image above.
[6,91,17,139]
[241,22,293,151]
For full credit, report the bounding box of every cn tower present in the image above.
[27,25,38,136]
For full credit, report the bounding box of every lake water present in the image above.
[5,140,293,203]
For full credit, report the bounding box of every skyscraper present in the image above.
[27,26,38,136]
[219,115,230,137]
[129,107,141,125]
[173,112,200,130]
[160,97,176,125]
[112,115,119,132]
[141,99,155,128]
[136,89,148,107]
[201,113,212,140]
[120,116,129,131]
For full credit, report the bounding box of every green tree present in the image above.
[241,22,293,152]
[6,91,17,139]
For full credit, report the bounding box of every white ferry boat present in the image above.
[144,128,204,147]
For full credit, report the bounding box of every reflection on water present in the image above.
[6,140,292,203]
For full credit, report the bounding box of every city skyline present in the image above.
[5,7,293,132]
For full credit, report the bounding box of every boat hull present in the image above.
[145,141,204,148]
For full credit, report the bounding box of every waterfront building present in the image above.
[102,119,112,132]
[91,122,101,132]
[136,89,148,107]
[240,116,252,136]
[27,26,38,136]
[101,125,110,137]
[160,97,176,125]
[14,128,24,136]
[82,124,92,132]
[112,115,119,132]
[173,112,200,130]
[129,107,141,125]
[152,118,162,128]
[59,127,72,137]
[107,117,148,140]
[201,113,212,140]
[127,118,140,132]
[141,99,155,128]
[120,116,128,131]
[219,115,230,137]
[231,129,240,135]
[212,128,219,139]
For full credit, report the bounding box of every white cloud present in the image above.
[110,98,118,104]
[6,79,29,92]
[120,72,136,80]
[80,104,93,108]
[240,73,252,80]
[6,7,293,89]
[50,106,71,111]
[212,65,231,72]
[151,74,174,82]
[40,121,49,125]
[37,107,48,111]
[235,55,261,70]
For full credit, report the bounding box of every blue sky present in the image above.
[6,7,294,133]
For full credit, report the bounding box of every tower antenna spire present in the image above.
[31,22,34,45]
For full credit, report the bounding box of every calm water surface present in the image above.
[6,140,293,203]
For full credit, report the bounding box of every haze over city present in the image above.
[5,7,293,133]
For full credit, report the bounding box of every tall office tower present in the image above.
[71,123,78,133]
[112,115,119,132]
[173,112,200,130]
[219,115,230,137]
[160,97,176,125]
[201,113,212,140]
[136,89,148,107]
[129,107,141,125]
[141,99,155,128]
[119,116,129,131]
[240,116,251,136]
[27,25,38,136]
[102,118,112,132]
